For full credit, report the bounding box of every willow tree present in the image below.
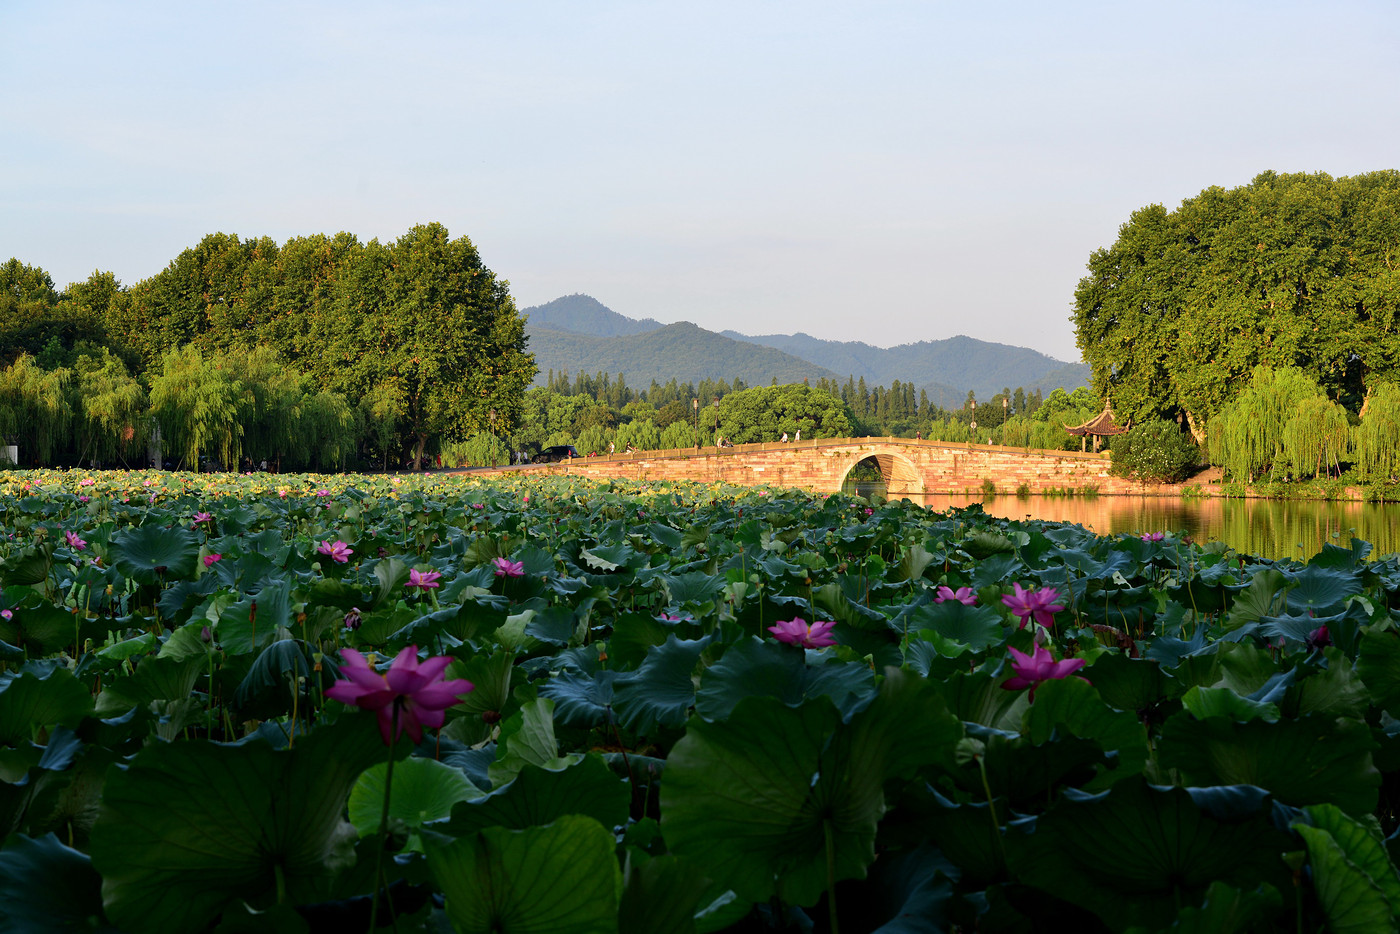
[1207,366,1330,481]
[75,352,148,466]
[0,355,73,465]
[149,345,245,471]
[1353,382,1400,480]
[298,391,357,471]
[1281,395,1350,479]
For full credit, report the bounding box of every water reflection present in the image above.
[851,484,1398,561]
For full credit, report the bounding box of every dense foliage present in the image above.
[1073,170,1400,440]
[1,224,534,469]
[3,471,1400,932]
[517,369,1064,458]
[1109,419,1200,483]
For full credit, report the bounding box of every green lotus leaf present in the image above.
[0,832,117,933]
[1293,803,1400,932]
[661,668,961,906]
[1024,676,1150,787]
[489,695,574,786]
[0,665,95,745]
[1,549,50,587]
[1356,629,1400,715]
[444,754,628,834]
[99,654,204,714]
[1284,564,1359,614]
[1129,881,1284,934]
[695,636,875,721]
[1158,712,1379,816]
[89,715,390,934]
[442,649,516,744]
[1180,685,1280,722]
[216,579,293,655]
[424,814,620,934]
[1007,778,1294,930]
[911,599,1006,650]
[0,599,108,657]
[347,755,483,838]
[1294,821,1399,934]
[1286,648,1369,719]
[619,851,712,934]
[538,669,617,729]
[611,635,709,735]
[841,843,958,934]
[935,668,1026,731]
[1083,652,1174,711]
[109,522,200,584]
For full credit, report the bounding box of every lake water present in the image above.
[849,484,1400,561]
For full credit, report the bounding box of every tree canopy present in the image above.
[1073,170,1400,441]
[1,223,534,469]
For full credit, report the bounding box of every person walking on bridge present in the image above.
[794,429,801,442]
[780,431,789,443]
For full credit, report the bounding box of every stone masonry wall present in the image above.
[480,438,1174,496]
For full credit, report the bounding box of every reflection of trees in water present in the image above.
[913,494,1400,561]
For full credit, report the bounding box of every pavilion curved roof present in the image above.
[1065,402,1127,436]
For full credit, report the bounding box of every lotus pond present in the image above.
[1,469,1399,933]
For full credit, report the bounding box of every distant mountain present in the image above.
[721,331,1090,402]
[522,294,663,337]
[520,293,1090,401]
[529,321,840,388]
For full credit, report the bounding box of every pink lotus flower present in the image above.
[406,568,441,591]
[935,585,976,605]
[65,531,87,551]
[78,495,90,503]
[1140,531,1165,542]
[326,646,474,745]
[1002,583,1065,630]
[492,557,525,578]
[1,609,11,621]
[192,512,212,526]
[660,612,693,622]
[768,617,838,648]
[316,489,332,498]
[278,488,289,498]
[471,503,485,510]
[1307,625,1331,650]
[204,553,222,567]
[1001,644,1087,701]
[79,478,95,487]
[343,607,362,630]
[318,540,354,563]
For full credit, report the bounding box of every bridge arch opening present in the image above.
[838,452,925,499]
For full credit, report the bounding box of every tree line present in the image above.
[0,224,533,470]
[471,372,1086,467]
[1074,170,1400,443]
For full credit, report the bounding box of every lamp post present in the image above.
[1002,397,1007,443]
[713,398,719,445]
[693,398,699,449]
[488,408,497,435]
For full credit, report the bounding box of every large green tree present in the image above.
[309,223,534,469]
[1073,170,1400,442]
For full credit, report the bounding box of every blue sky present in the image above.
[4,1,1398,363]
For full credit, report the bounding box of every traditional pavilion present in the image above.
[1065,402,1127,452]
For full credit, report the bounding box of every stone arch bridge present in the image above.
[479,438,1163,496]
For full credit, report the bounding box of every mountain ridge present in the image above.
[520,294,1089,400]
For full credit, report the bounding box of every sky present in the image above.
[4,1,1399,364]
